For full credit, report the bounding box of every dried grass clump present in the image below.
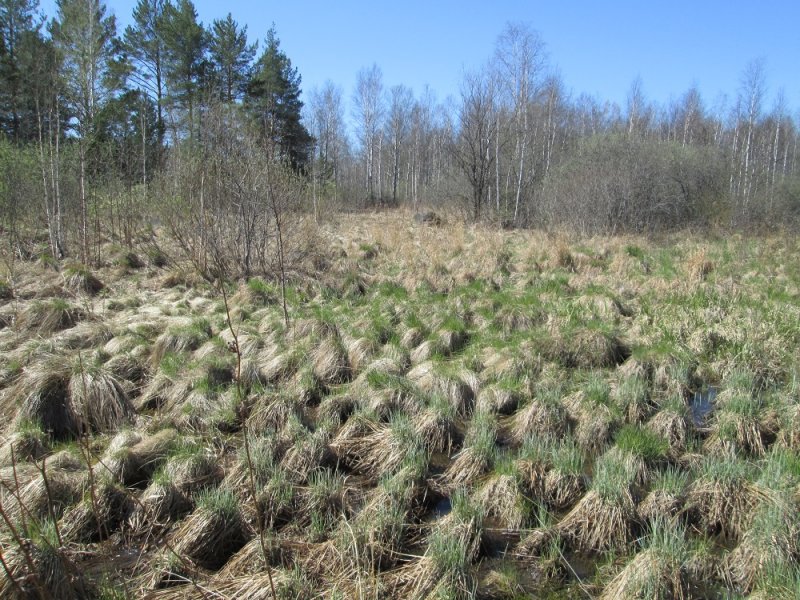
[638,466,688,524]
[568,326,629,369]
[407,361,475,416]
[612,372,653,424]
[343,482,410,569]
[600,518,691,600]
[441,411,497,489]
[311,334,351,384]
[298,468,355,539]
[687,455,757,541]
[60,481,134,543]
[475,384,521,416]
[343,334,379,374]
[280,428,334,484]
[647,397,692,456]
[705,391,771,457]
[0,420,49,466]
[246,390,305,433]
[389,489,483,598]
[333,412,426,481]
[541,438,586,510]
[69,361,133,433]
[54,321,113,351]
[557,450,639,553]
[63,262,104,295]
[172,486,251,570]
[150,317,212,367]
[128,475,192,535]
[414,394,459,454]
[686,248,714,281]
[0,523,90,599]
[725,495,800,593]
[473,466,529,530]
[257,342,303,383]
[409,338,445,364]
[510,388,568,443]
[12,355,80,440]
[162,440,222,493]
[20,298,85,335]
[3,467,83,528]
[103,428,178,487]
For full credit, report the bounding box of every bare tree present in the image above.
[494,22,546,221]
[452,68,497,221]
[352,64,384,203]
[307,80,347,217]
[387,84,413,203]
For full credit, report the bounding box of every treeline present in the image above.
[1,3,799,277]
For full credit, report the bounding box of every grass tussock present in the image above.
[62,262,104,295]
[557,450,639,553]
[172,486,251,570]
[600,518,691,599]
[20,298,85,335]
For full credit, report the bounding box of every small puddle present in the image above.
[433,497,452,518]
[562,552,596,582]
[690,386,717,427]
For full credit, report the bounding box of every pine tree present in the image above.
[208,12,255,103]
[246,26,312,171]
[161,0,206,140]
[0,0,41,141]
[123,0,168,145]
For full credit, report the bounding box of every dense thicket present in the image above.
[1,3,798,277]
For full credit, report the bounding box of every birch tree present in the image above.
[352,63,383,202]
[52,0,118,263]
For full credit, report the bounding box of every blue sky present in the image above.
[40,0,800,114]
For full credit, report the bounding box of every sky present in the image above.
[39,0,800,116]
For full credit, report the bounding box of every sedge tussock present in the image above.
[0,529,90,599]
[257,343,303,383]
[333,413,426,481]
[69,362,134,433]
[162,442,221,494]
[389,489,483,599]
[725,494,800,593]
[103,428,178,487]
[473,471,529,530]
[409,338,445,364]
[343,486,409,569]
[12,354,80,440]
[414,397,459,454]
[557,451,639,553]
[687,456,757,541]
[441,412,497,489]
[407,361,475,416]
[476,384,520,416]
[0,422,49,466]
[60,481,134,543]
[311,335,351,385]
[600,518,690,600]
[280,429,335,484]
[400,326,426,350]
[53,320,114,350]
[172,487,251,570]
[246,391,305,433]
[343,334,379,374]
[3,468,83,528]
[150,318,212,368]
[647,405,691,456]
[128,478,192,535]
[510,395,568,443]
[62,262,104,295]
